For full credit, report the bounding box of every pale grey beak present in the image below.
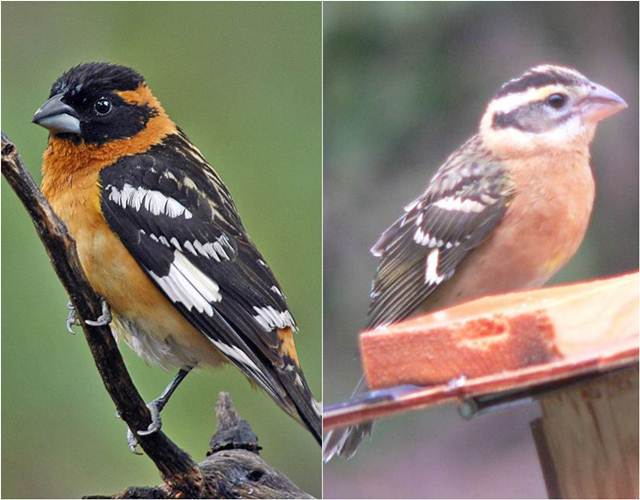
[581,82,627,123]
[32,94,81,134]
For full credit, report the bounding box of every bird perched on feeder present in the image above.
[33,62,321,450]
[323,64,627,461]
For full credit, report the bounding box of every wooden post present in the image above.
[532,366,639,499]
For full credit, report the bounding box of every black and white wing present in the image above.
[367,135,515,328]
[99,132,320,442]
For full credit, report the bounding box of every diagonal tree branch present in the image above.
[2,131,204,496]
[2,133,313,498]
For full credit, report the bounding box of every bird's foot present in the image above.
[124,400,163,455]
[66,299,112,333]
[137,400,163,435]
[85,298,112,327]
[126,428,144,455]
[66,301,80,334]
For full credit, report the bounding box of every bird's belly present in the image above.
[110,313,221,370]
[80,227,226,370]
[49,193,224,370]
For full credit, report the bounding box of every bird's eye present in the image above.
[94,97,112,116]
[546,93,567,109]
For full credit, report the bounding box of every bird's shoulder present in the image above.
[372,135,513,256]
[100,131,243,233]
[98,130,293,327]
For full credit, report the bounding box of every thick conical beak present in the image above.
[580,82,627,123]
[32,94,81,134]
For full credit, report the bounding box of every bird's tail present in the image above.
[277,360,322,444]
[268,327,321,444]
[322,377,373,462]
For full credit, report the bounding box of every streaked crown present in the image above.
[480,64,626,157]
[494,65,589,99]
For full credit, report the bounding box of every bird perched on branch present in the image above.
[323,64,627,461]
[33,62,321,449]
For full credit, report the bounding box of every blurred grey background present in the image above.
[2,2,321,497]
[323,2,638,498]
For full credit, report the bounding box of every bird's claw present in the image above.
[66,302,80,334]
[137,401,162,436]
[85,299,112,327]
[66,299,112,333]
[127,428,144,455]
[124,401,163,454]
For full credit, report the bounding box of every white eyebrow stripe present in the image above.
[488,84,569,113]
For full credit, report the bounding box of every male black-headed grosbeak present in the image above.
[323,65,627,461]
[33,62,321,447]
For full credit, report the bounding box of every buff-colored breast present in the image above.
[421,150,595,314]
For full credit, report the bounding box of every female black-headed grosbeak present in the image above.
[323,65,626,461]
[33,62,321,447]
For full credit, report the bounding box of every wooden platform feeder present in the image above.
[325,272,639,499]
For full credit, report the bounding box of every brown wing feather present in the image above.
[367,135,515,328]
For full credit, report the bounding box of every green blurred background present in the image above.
[324,2,638,498]
[2,2,321,498]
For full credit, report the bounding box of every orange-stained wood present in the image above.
[360,272,639,389]
[324,346,637,431]
[277,327,300,366]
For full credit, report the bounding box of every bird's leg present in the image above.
[137,367,191,435]
[126,367,192,453]
[66,298,112,333]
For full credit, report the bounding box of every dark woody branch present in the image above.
[89,393,312,499]
[1,131,202,496]
[1,133,312,499]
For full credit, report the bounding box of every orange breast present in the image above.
[42,156,224,369]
